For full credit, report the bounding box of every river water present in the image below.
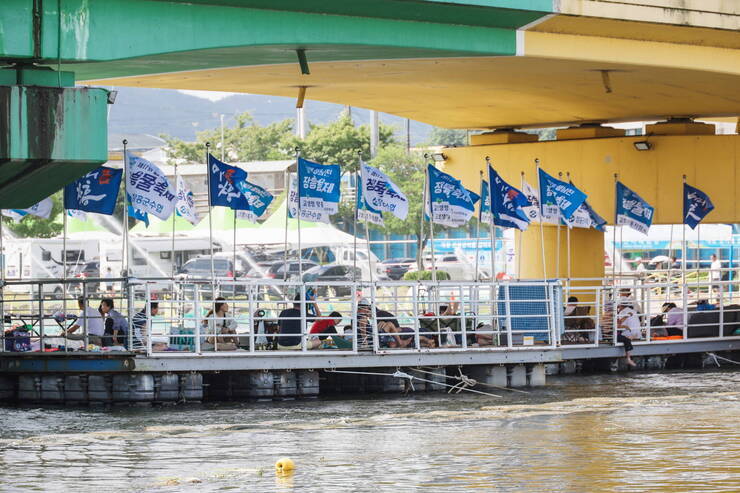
[1,370,738,492]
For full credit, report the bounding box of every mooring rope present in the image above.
[409,367,530,394]
[707,353,740,367]
[324,368,502,398]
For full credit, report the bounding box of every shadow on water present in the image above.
[0,369,738,492]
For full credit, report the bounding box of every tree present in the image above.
[428,127,468,147]
[162,112,294,163]
[1,192,63,238]
[290,111,396,173]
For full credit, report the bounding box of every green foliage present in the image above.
[428,127,468,147]
[162,112,294,163]
[2,192,63,238]
[292,112,396,173]
[369,144,426,238]
[402,270,451,281]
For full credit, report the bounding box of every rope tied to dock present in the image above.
[707,353,740,367]
[409,367,530,394]
[324,368,502,398]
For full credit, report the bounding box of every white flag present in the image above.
[67,209,87,221]
[175,175,200,225]
[2,197,53,222]
[1,210,25,223]
[565,204,592,229]
[126,155,177,221]
[360,164,409,220]
[521,180,557,224]
[288,173,330,224]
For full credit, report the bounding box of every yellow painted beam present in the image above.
[85,49,740,129]
[442,134,740,225]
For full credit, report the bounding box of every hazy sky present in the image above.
[179,90,237,101]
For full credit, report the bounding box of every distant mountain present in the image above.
[107,87,434,147]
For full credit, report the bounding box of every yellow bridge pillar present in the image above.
[517,226,604,280]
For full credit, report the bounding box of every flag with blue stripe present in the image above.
[488,166,531,231]
[427,164,479,227]
[616,181,654,234]
[208,154,249,210]
[538,168,587,220]
[683,183,714,230]
[64,166,122,215]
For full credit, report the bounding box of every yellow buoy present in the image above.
[275,457,295,475]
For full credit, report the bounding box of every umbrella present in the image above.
[649,255,671,264]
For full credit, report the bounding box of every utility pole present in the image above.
[370,110,379,158]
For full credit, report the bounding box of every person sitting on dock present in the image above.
[63,297,105,347]
[131,302,158,351]
[616,302,641,368]
[99,298,128,348]
[563,296,595,344]
[201,297,239,351]
[661,302,684,337]
[308,311,342,348]
[277,292,319,350]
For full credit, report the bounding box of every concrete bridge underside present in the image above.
[0,0,738,205]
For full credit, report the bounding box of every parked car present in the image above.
[176,255,247,293]
[381,257,416,280]
[266,260,319,280]
[245,260,281,279]
[407,254,488,280]
[301,264,363,296]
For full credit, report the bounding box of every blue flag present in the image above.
[427,165,479,227]
[64,166,122,215]
[208,154,249,209]
[583,200,607,232]
[488,166,531,230]
[297,157,341,215]
[126,193,149,226]
[616,181,654,234]
[479,179,493,225]
[356,174,384,226]
[538,168,587,220]
[683,183,714,230]
[235,180,274,223]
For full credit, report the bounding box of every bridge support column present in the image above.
[517,226,604,280]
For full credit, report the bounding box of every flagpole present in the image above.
[565,172,572,285]
[682,175,687,289]
[283,168,290,281]
[62,205,68,283]
[612,173,618,285]
[486,157,495,282]
[0,214,4,282]
[666,222,674,301]
[696,222,701,299]
[171,163,177,279]
[295,147,303,281]
[122,139,130,279]
[518,172,525,280]
[535,159,547,279]
[205,142,215,288]
[428,160,437,283]
[354,153,360,282]
[474,170,482,282]
[419,161,429,274]
[555,172,563,279]
[233,207,237,282]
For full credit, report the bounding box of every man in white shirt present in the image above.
[616,304,641,367]
[710,254,723,302]
[64,297,104,346]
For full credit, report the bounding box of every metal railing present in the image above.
[2,273,740,357]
